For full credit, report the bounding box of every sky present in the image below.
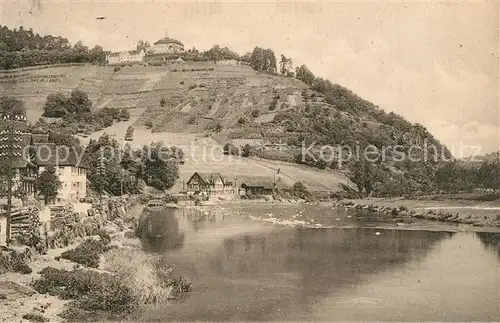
[1,0,498,157]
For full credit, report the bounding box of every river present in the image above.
[138,204,500,321]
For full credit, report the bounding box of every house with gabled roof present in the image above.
[0,122,89,204]
[186,172,234,196]
[33,143,89,204]
[239,180,275,197]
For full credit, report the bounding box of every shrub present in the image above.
[251,109,260,117]
[187,116,196,124]
[188,84,197,90]
[214,123,223,133]
[145,120,153,128]
[11,258,33,274]
[160,98,166,107]
[164,276,192,299]
[292,181,310,199]
[60,239,111,268]
[237,117,246,125]
[180,80,184,85]
[241,144,252,157]
[0,251,32,275]
[22,313,49,322]
[223,143,239,155]
[113,66,120,72]
[101,248,191,304]
[32,268,137,320]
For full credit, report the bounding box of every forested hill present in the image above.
[0,25,106,69]
[1,26,476,196]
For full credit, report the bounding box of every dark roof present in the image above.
[240,181,274,190]
[188,172,226,185]
[33,143,88,169]
[153,37,184,46]
[199,172,225,184]
[108,52,121,57]
[127,50,143,55]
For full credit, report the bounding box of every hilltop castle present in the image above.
[106,31,184,65]
[151,32,185,54]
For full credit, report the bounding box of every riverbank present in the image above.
[193,197,500,231]
[334,198,500,228]
[0,197,178,322]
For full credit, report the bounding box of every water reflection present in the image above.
[476,232,500,258]
[137,207,185,252]
[141,207,489,322]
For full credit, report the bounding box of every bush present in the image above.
[22,313,49,322]
[237,117,246,125]
[32,267,137,320]
[11,258,33,274]
[113,66,120,72]
[187,116,196,124]
[160,98,166,107]
[60,239,111,268]
[165,276,192,299]
[188,84,197,90]
[0,251,32,275]
[292,181,310,199]
[241,144,252,157]
[251,109,260,117]
[223,142,239,155]
[145,120,153,128]
[180,80,185,85]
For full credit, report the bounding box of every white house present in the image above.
[216,59,241,66]
[34,143,88,204]
[107,49,145,65]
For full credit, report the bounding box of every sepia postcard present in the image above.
[0,1,498,322]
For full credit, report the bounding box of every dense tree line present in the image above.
[0,25,106,69]
[204,45,240,62]
[43,89,92,118]
[41,89,129,131]
[435,159,500,193]
[84,134,183,194]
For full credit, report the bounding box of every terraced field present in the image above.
[7,63,347,191]
[1,64,168,122]
[134,64,307,132]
